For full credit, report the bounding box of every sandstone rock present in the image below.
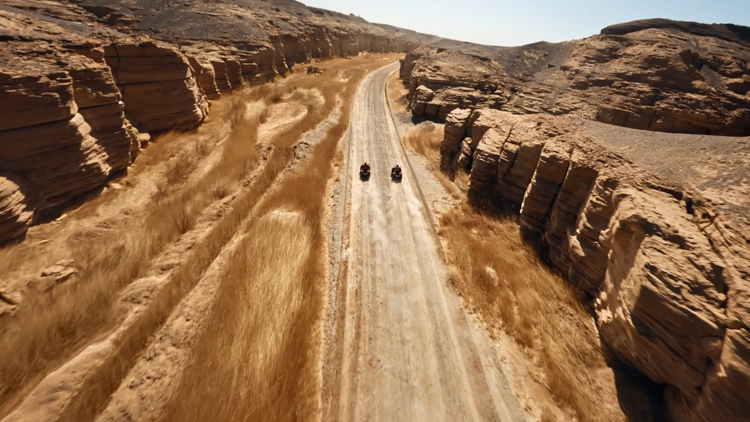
[455,138,473,170]
[440,108,471,170]
[597,187,728,396]
[211,60,232,93]
[0,47,110,212]
[544,148,600,272]
[454,109,750,422]
[400,20,750,136]
[224,59,244,90]
[105,40,209,132]
[67,56,140,172]
[441,108,471,155]
[0,57,78,132]
[0,176,33,242]
[519,141,572,233]
[469,129,504,192]
[568,175,619,294]
[497,136,544,205]
[186,55,221,100]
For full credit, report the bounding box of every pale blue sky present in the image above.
[302,0,750,46]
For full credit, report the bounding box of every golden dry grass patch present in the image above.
[162,55,403,422]
[386,69,409,112]
[402,123,443,162]
[438,204,623,422]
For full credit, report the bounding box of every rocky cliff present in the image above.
[402,19,750,136]
[440,107,750,422]
[0,0,421,245]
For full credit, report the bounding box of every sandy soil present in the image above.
[322,63,526,421]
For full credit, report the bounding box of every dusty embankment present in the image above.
[415,95,749,422]
[0,54,401,422]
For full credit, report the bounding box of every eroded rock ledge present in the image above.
[440,108,750,422]
[0,2,415,244]
[401,20,750,137]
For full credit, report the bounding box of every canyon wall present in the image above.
[440,107,750,422]
[401,20,750,136]
[0,1,415,245]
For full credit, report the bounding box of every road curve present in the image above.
[324,62,526,422]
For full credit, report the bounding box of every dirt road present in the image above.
[324,63,526,421]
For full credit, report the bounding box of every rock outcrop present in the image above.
[402,19,750,136]
[0,176,32,243]
[104,40,210,132]
[440,108,750,422]
[0,0,423,245]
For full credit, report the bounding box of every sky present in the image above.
[301,0,750,46]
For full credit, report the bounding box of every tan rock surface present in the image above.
[402,19,750,136]
[0,176,32,243]
[442,109,750,422]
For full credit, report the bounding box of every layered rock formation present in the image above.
[441,107,750,422]
[104,40,210,132]
[402,19,750,136]
[0,0,422,245]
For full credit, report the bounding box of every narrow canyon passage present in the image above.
[322,63,525,422]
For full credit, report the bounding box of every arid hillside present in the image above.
[0,0,431,246]
[402,19,750,136]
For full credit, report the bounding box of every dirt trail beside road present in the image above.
[323,63,526,422]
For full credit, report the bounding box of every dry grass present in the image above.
[386,69,409,112]
[210,179,233,199]
[163,55,399,422]
[402,123,443,162]
[287,87,324,107]
[438,204,621,422]
[0,82,270,414]
[0,54,402,421]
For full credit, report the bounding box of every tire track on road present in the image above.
[324,62,527,422]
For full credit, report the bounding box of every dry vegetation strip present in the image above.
[0,88,269,415]
[387,75,621,422]
[402,123,443,162]
[162,57,397,422]
[0,56,396,417]
[386,69,409,113]
[438,206,617,422]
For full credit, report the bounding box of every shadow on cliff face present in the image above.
[609,354,670,422]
